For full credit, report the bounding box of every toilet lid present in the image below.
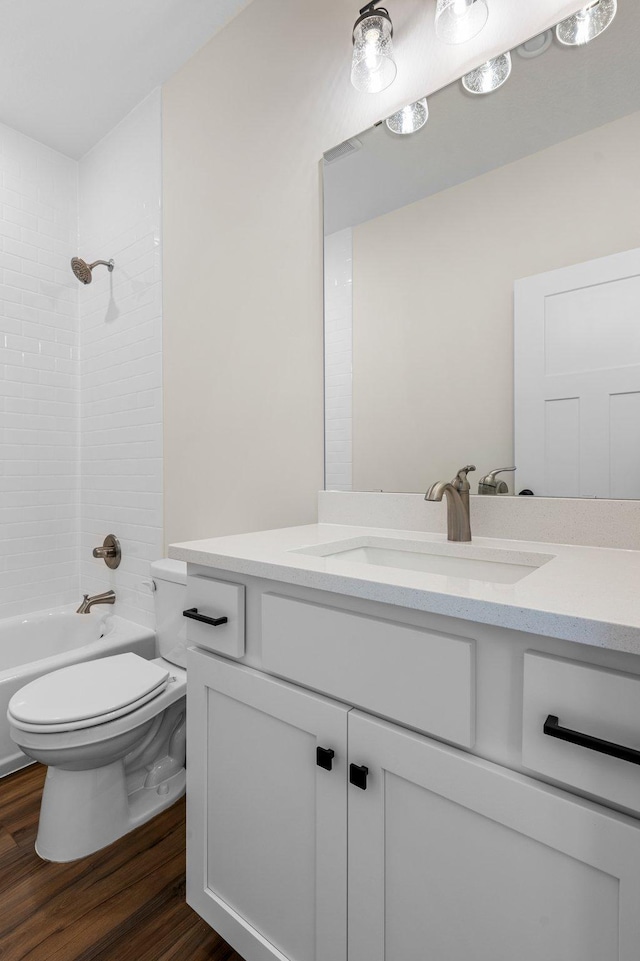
[8,653,170,728]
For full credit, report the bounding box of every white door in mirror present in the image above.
[515,246,640,498]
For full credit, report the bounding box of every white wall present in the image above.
[324,228,353,492]
[78,91,163,627]
[350,110,640,493]
[162,0,583,545]
[0,125,79,620]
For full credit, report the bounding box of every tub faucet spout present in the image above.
[76,590,116,614]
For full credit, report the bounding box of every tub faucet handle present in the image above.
[92,534,121,569]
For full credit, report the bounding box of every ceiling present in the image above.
[324,2,640,234]
[0,0,250,159]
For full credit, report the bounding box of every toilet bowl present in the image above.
[7,559,188,862]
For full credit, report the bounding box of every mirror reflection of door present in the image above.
[515,248,640,499]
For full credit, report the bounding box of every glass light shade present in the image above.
[435,0,489,44]
[385,98,429,135]
[462,51,512,94]
[351,12,397,94]
[556,0,617,46]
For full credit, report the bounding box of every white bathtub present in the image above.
[0,607,156,777]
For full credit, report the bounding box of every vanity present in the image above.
[170,516,640,961]
[170,4,640,957]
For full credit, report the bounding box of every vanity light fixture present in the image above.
[555,0,616,46]
[435,0,489,44]
[385,97,429,134]
[351,2,397,94]
[462,51,511,94]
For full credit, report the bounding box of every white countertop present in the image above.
[169,524,640,655]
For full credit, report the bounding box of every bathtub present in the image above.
[0,607,156,777]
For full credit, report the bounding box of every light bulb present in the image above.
[556,0,616,46]
[351,6,397,94]
[462,51,512,94]
[386,98,429,135]
[435,0,489,44]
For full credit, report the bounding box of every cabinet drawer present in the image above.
[523,651,640,813]
[261,593,475,747]
[185,574,245,658]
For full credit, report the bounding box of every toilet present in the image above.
[7,559,188,863]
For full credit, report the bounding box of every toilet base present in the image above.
[35,761,186,862]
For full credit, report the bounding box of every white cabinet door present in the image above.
[187,649,349,961]
[514,247,640,497]
[348,709,640,961]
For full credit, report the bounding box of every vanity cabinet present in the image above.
[187,637,640,961]
[183,568,640,961]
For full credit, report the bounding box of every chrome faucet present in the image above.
[76,590,116,614]
[424,465,476,542]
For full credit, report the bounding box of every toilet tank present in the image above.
[151,559,187,668]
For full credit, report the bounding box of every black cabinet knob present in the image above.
[316,747,335,771]
[349,763,369,790]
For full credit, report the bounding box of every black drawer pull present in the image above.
[544,714,640,766]
[349,763,368,790]
[316,747,335,771]
[183,608,228,627]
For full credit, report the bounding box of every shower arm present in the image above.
[89,259,114,271]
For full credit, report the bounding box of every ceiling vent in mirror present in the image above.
[516,30,553,59]
[435,0,489,44]
[351,2,397,93]
[323,138,363,165]
[556,0,617,46]
[462,51,512,94]
[386,98,429,135]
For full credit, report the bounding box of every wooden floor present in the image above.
[0,764,245,961]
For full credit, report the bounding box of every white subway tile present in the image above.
[0,91,163,623]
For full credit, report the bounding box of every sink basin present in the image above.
[292,537,554,585]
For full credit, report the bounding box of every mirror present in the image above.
[323,4,640,499]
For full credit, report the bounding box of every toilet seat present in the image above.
[8,653,170,734]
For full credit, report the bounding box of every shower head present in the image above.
[71,257,114,285]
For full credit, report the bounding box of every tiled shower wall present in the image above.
[0,126,79,620]
[0,91,163,624]
[78,91,163,627]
